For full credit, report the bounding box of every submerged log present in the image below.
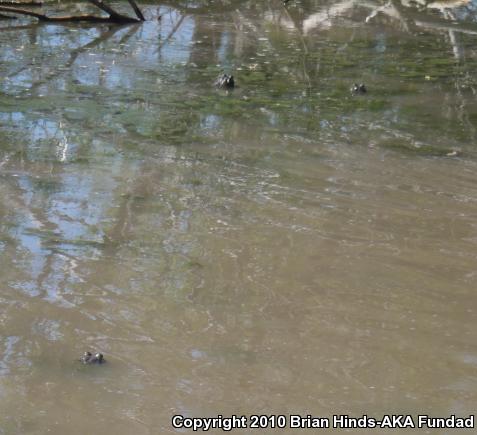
[0,6,136,22]
[0,0,144,24]
[0,1,42,5]
[0,12,16,18]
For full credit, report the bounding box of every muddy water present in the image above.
[1,1,477,434]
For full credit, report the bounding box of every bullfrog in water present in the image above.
[80,351,105,364]
[351,83,367,94]
[214,73,235,89]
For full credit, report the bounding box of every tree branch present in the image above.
[0,0,42,5]
[0,6,47,19]
[0,1,141,23]
[126,0,145,21]
[87,0,126,19]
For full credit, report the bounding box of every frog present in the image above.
[80,351,105,364]
[214,73,235,89]
[351,83,367,94]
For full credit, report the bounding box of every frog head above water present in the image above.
[80,351,105,364]
[351,83,367,94]
[214,74,235,89]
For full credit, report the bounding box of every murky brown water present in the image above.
[1,1,477,434]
